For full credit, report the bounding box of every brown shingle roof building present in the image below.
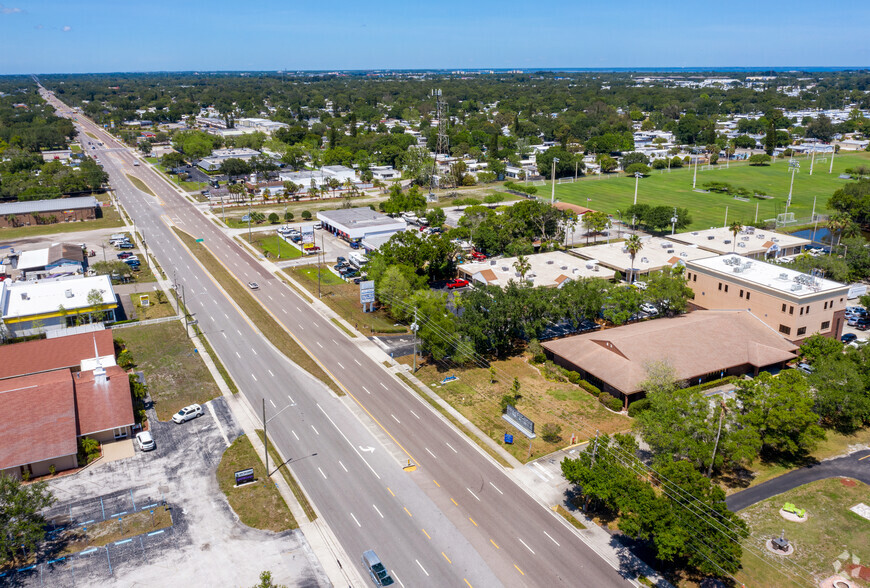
[74,365,135,438]
[0,369,77,473]
[542,310,798,408]
[0,330,114,380]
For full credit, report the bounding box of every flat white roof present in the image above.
[458,251,615,288]
[317,208,406,239]
[17,249,49,271]
[572,238,715,275]
[1,275,116,320]
[687,253,848,297]
[670,226,810,256]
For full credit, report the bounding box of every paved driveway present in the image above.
[726,449,870,512]
[10,396,328,588]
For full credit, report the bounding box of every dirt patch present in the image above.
[841,478,858,487]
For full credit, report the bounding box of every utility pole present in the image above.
[247,200,253,243]
[670,206,678,235]
[181,283,189,338]
[550,158,559,204]
[263,398,269,478]
[411,308,419,373]
[591,429,600,465]
[707,401,726,478]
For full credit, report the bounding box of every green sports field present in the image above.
[553,151,870,231]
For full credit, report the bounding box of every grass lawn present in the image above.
[256,430,317,522]
[249,233,303,260]
[285,266,408,335]
[736,478,870,588]
[126,174,155,196]
[174,228,342,396]
[56,506,172,557]
[554,151,870,230]
[723,427,870,494]
[0,192,123,241]
[116,321,220,421]
[400,353,631,463]
[130,291,176,321]
[70,144,81,153]
[216,435,297,531]
[84,131,97,140]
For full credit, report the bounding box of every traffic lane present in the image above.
[78,113,628,584]
[100,158,502,587]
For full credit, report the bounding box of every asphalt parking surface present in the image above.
[3,396,328,588]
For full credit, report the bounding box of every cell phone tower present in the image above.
[429,89,448,196]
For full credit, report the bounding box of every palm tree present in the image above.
[513,254,531,281]
[827,212,851,250]
[625,234,643,284]
[728,221,744,252]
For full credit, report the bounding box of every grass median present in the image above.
[217,435,297,531]
[174,227,342,396]
[126,174,155,196]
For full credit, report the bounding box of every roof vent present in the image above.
[490,259,496,265]
[546,260,554,265]
[65,289,74,298]
[691,231,699,235]
[561,265,568,270]
[667,249,674,254]
[724,239,731,244]
[19,292,28,300]
[707,235,715,240]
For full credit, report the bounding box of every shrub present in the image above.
[117,349,135,369]
[500,394,517,413]
[77,436,101,465]
[540,423,562,443]
[577,379,601,396]
[749,153,772,166]
[484,193,505,204]
[301,210,312,220]
[624,163,650,176]
[598,392,623,412]
[627,398,651,417]
[528,339,545,364]
[268,212,279,224]
[284,211,294,222]
[48,464,56,476]
[651,159,668,169]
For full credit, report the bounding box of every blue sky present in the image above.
[0,0,868,74]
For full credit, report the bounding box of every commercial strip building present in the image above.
[571,237,714,282]
[0,196,100,228]
[278,165,367,191]
[670,226,810,259]
[542,310,798,408]
[685,253,849,343]
[13,242,86,279]
[457,251,616,288]
[0,275,118,338]
[0,330,134,480]
[317,207,407,245]
[197,147,261,171]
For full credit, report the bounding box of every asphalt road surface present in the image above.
[726,449,870,512]
[44,88,632,588]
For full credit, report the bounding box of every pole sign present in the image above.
[360,280,375,304]
[234,468,255,485]
[503,405,536,438]
[301,226,315,245]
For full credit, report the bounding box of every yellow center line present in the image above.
[404,507,412,517]
[442,552,451,564]
[490,539,500,550]
[433,479,440,487]
[422,528,431,539]
[469,517,478,527]
[514,564,525,576]
[464,579,473,588]
[450,498,458,506]
[387,487,395,497]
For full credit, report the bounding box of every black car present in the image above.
[841,333,858,343]
[336,256,347,264]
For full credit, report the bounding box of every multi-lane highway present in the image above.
[44,88,633,588]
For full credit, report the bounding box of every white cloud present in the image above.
[62,25,72,32]
[0,4,23,14]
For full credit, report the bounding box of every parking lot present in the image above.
[4,396,328,588]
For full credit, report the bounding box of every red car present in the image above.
[470,251,486,261]
[446,278,470,289]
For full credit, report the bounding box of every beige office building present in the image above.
[685,254,849,343]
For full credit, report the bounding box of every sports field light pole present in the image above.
[262,397,296,478]
[829,147,835,174]
[810,146,816,175]
[550,158,559,204]
[692,156,698,189]
[786,159,800,215]
[633,172,642,205]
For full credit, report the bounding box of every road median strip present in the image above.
[255,429,318,522]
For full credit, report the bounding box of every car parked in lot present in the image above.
[841,333,858,343]
[135,431,155,451]
[172,404,203,424]
[446,278,470,289]
[796,362,815,375]
[117,252,133,259]
[640,303,659,315]
[117,242,134,249]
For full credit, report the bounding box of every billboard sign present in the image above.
[503,405,536,438]
[360,280,375,304]
[301,226,315,245]
[234,468,255,485]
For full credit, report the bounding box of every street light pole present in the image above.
[550,158,559,204]
[261,397,296,478]
[633,172,642,205]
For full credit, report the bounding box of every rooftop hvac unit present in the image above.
[19,292,27,300]
[561,265,568,270]
[779,273,789,280]
[593,265,599,272]
[691,231,700,235]
[490,259,496,265]
[65,289,73,298]
[681,252,688,257]
[502,266,509,272]
[641,257,650,263]
[791,284,802,291]
[547,260,554,264]
[738,242,746,248]
[772,237,779,242]
[742,236,750,241]
[667,249,674,254]
[757,233,765,239]
[724,239,731,244]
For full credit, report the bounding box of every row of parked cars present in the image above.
[847,306,869,331]
[110,235,141,270]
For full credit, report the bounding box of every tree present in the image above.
[602,285,642,325]
[138,141,152,155]
[378,265,415,321]
[624,163,650,176]
[91,260,134,280]
[268,212,279,224]
[808,349,870,433]
[283,211,294,222]
[736,371,825,458]
[799,333,844,364]
[0,474,55,567]
[251,571,287,588]
[748,153,771,166]
[624,234,642,284]
[282,181,300,201]
[644,267,693,316]
[581,211,610,243]
[220,158,251,179]
[425,207,446,228]
[728,221,743,252]
[536,146,576,179]
[513,254,531,281]
[597,154,617,173]
[621,152,649,167]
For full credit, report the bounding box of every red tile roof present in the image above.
[0,330,114,380]
[74,365,134,436]
[0,369,77,470]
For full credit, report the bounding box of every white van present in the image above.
[349,252,368,268]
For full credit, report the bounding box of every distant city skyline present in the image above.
[1,0,868,75]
